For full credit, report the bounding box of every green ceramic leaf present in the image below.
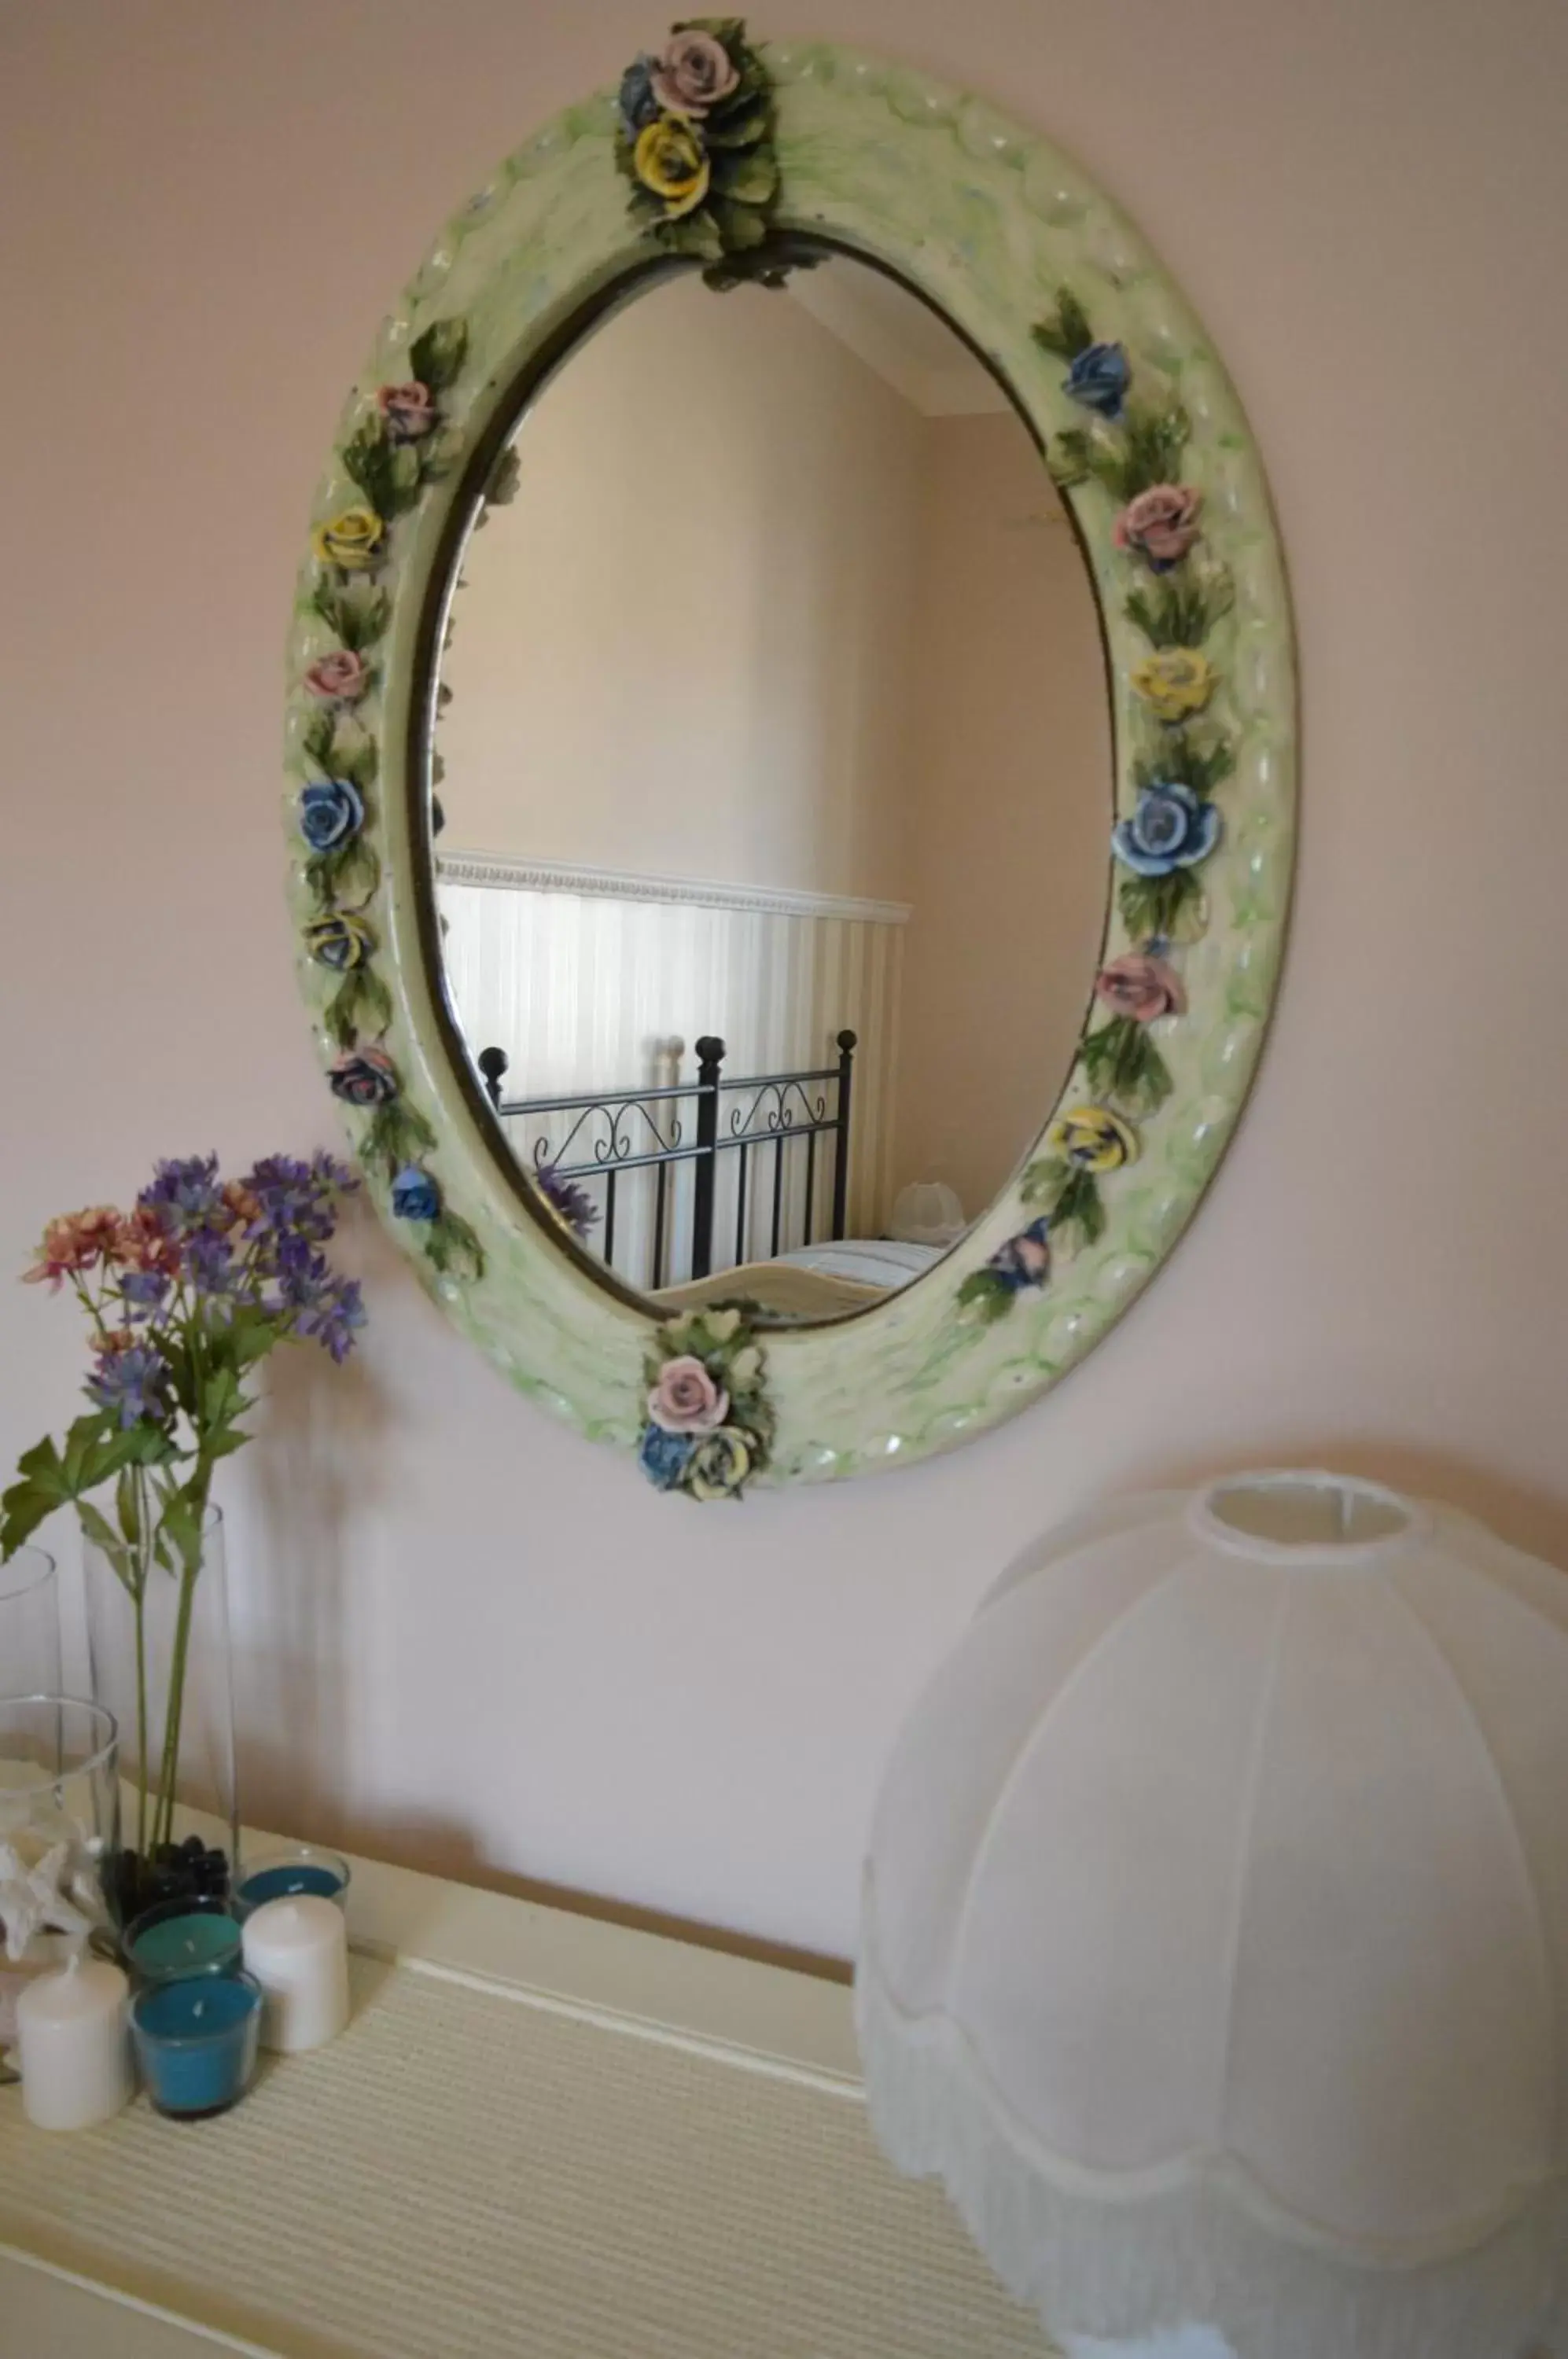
[705,105,769,149]
[1046,429,1091,487]
[1117,868,1207,945]
[1020,1155,1070,1211]
[409,318,469,394]
[718,147,778,205]
[425,1210,484,1283]
[709,197,770,250]
[956,1270,1014,1323]
[656,209,727,261]
[1077,1016,1173,1116]
[1052,1167,1106,1252]
[1033,286,1094,361]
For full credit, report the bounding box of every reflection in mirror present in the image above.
[429,253,1110,1321]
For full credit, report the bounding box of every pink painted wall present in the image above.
[2,0,1565,1960]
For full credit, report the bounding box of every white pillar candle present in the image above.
[241,1893,349,2053]
[16,1953,132,2131]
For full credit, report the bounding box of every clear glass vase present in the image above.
[0,1546,61,1695]
[0,1696,120,2051]
[83,1503,238,1930]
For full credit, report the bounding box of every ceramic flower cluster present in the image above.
[296,318,484,1283]
[638,1307,774,1498]
[615,20,782,277]
[959,290,1233,1323]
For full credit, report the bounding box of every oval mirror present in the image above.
[285,27,1295,1497]
[430,252,1110,1320]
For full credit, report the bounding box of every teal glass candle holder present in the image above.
[235,1844,350,1916]
[130,1972,261,2118]
[125,1895,243,1985]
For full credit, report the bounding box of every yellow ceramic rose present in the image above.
[1130,647,1215,722]
[633,117,711,219]
[1047,1106,1139,1173]
[686,1426,753,1502]
[312,506,385,572]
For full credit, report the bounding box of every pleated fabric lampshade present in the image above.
[858,1473,1568,2359]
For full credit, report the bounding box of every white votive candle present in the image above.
[16,1953,132,2131]
[241,1893,349,2053]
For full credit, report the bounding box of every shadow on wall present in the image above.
[234,1319,388,1844]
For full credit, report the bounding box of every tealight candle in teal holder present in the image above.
[235,1845,350,1917]
[131,1973,261,2118]
[125,1896,243,1984]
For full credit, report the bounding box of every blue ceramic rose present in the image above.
[1064,340,1130,418]
[391,1166,440,1221]
[299,778,365,852]
[1112,782,1221,878]
[618,55,661,136]
[639,1422,695,1491]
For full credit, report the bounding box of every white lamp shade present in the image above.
[857,1474,1568,2359]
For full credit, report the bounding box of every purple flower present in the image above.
[274,1245,364,1363]
[534,1165,598,1240]
[185,1228,256,1306]
[1064,341,1130,418]
[241,1151,355,1247]
[138,1154,226,1238]
[87,1341,172,1430]
[120,1268,171,1317]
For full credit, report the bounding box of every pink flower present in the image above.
[304,650,368,703]
[23,1207,123,1288]
[112,1206,182,1279]
[1113,484,1202,572]
[1094,953,1187,1023]
[377,381,436,442]
[647,1354,729,1435]
[650,29,740,114]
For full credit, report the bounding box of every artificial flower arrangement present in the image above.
[639,1308,773,1499]
[0,1154,362,1919]
[615,20,782,277]
[959,289,1234,1323]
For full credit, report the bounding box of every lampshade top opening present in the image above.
[1190,1470,1426,1565]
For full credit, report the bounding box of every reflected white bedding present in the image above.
[768,1238,944,1289]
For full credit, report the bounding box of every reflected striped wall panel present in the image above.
[436,855,907,1289]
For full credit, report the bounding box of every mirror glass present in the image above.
[428,252,1111,1321]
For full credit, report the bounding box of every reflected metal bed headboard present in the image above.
[477,1031,857,1294]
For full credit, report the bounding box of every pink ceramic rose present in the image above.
[1094,953,1187,1022]
[647,1354,730,1435]
[303,650,369,703]
[1113,484,1202,572]
[377,381,437,441]
[650,29,740,114]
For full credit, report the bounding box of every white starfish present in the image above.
[0,1840,95,1963]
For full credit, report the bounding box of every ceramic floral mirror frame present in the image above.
[284,25,1296,1498]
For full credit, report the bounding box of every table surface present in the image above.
[0,1834,1059,2359]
